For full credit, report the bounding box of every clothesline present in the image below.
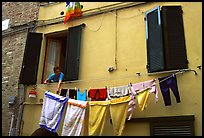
[34,68,197,92]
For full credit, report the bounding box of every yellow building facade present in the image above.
[20,2,202,136]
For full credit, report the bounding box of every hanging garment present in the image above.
[88,88,107,101]
[68,89,77,100]
[158,74,181,106]
[135,88,150,111]
[108,85,131,99]
[61,99,88,136]
[64,2,83,24]
[88,101,109,136]
[39,91,68,133]
[109,95,131,136]
[77,89,87,101]
[60,89,68,97]
[131,79,159,102]
[126,89,136,120]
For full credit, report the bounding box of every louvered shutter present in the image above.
[19,32,43,84]
[145,6,165,73]
[150,121,195,136]
[161,6,188,70]
[64,24,85,81]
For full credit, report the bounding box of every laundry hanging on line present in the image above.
[158,74,181,106]
[61,99,88,136]
[38,73,183,135]
[39,91,68,133]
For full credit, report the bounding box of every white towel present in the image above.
[39,91,68,133]
[61,99,88,136]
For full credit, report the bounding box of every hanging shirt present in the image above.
[77,89,87,101]
[68,89,77,100]
[88,88,107,101]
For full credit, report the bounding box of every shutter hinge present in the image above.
[144,17,146,21]
[146,64,149,69]
[180,8,183,14]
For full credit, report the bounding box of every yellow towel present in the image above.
[88,101,109,136]
[136,88,150,111]
[109,96,131,136]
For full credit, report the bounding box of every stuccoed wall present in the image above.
[21,2,202,136]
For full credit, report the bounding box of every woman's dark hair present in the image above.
[31,128,58,136]
[53,66,60,73]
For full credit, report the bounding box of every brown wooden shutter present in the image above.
[19,32,42,84]
[161,6,188,70]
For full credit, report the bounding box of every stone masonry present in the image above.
[2,2,40,136]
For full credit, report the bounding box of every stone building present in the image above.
[2,2,40,136]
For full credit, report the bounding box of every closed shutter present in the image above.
[19,32,43,84]
[64,24,85,81]
[145,6,165,73]
[150,121,195,136]
[161,6,188,70]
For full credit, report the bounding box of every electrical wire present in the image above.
[107,9,144,19]
[85,13,105,32]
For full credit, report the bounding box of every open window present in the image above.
[42,24,85,83]
[145,6,188,73]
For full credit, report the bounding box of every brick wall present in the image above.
[2,2,40,136]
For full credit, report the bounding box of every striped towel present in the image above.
[39,91,68,133]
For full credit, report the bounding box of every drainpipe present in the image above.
[9,114,15,136]
[16,84,26,136]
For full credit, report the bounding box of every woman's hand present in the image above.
[56,88,60,94]
[44,80,48,84]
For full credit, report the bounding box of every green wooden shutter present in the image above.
[145,6,165,73]
[64,24,85,81]
[19,32,42,84]
[161,6,188,70]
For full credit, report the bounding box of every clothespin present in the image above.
[129,82,132,86]
[89,86,91,90]
[75,87,77,90]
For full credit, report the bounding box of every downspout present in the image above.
[16,84,26,136]
[114,10,118,70]
[9,114,15,136]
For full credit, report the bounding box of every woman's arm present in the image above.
[56,80,62,94]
